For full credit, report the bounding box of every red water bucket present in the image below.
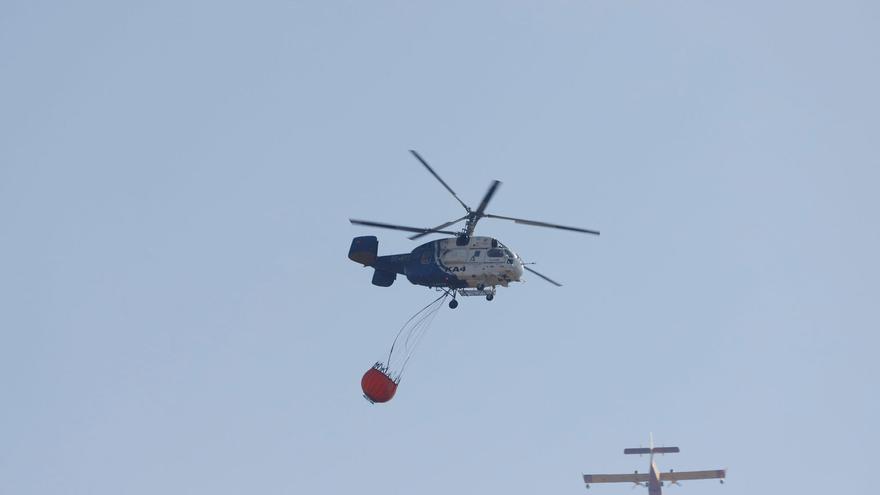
[361,366,398,403]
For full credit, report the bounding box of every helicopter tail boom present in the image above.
[349,236,408,287]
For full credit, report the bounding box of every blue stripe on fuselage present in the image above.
[404,241,467,288]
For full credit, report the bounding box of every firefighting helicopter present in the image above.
[349,150,599,308]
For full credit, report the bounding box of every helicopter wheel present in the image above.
[486,294,494,301]
[449,299,459,309]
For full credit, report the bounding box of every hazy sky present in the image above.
[2,2,878,494]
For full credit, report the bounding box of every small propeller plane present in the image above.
[348,150,599,308]
[582,435,725,495]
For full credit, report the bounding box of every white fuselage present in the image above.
[433,236,524,288]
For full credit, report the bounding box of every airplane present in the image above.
[349,150,599,308]
[582,435,725,494]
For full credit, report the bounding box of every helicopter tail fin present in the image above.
[349,236,378,266]
[371,269,396,287]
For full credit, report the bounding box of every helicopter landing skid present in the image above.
[457,287,496,301]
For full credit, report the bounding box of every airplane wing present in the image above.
[583,473,651,484]
[660,469,726,482]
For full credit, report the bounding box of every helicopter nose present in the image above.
[513,258,524,280]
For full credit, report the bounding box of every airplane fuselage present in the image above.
[648,458,662,495]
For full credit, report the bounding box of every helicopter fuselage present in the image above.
[349,235,524,290]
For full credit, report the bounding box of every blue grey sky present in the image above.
[2,2,878,494]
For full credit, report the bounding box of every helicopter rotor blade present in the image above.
[408,215,468,240]
[350,219,459,236]
[524,265,563,287]
[409,150,470,212]
[484,213,600,235]
[464,180,502,237]
[474,180,502,218]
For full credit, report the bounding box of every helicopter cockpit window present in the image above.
[487,248,504,258]
[503,249,513,258]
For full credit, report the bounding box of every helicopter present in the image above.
[348,150,599,309]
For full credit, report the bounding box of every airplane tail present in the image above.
[624,447,680,455]
[625,434,679,455]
